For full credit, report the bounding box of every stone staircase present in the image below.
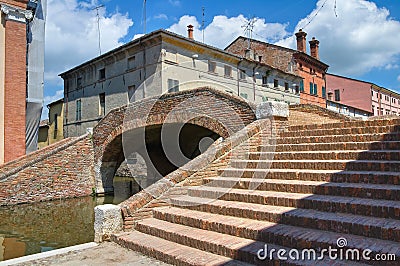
[113,118,400,265]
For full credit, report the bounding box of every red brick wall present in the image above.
[3,18,26,162]
[2,0,28,9]
[0,135,95,206]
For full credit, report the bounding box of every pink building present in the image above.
[326,73,400,117]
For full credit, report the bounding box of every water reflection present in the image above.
[0,175,141,261]
[0,196,96,261]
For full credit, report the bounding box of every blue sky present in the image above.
[43,0,400,116]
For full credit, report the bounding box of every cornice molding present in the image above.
[1,4,32,23]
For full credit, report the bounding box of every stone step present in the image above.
[153,206,400,263]
[191,184,400,219]
[288,118,400,132]
[218,168,400,185]
[170,196,400,242]
[134,217,354,265]
[281,125,400,138]
[274,133,400,145]
[249,150,400,161]
[111,230,253,266]
[230,159,400,172]
[259,141,400,152]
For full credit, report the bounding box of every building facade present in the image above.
[0,0,30,164]
[37,99,64,149]
[326,73,400,117]
[60,28,302,137]
[225,29,329,108]
[47,99,64,145]
[0,0,45,164]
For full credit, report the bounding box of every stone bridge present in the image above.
[0,87,267,205]
[92,87,258,195]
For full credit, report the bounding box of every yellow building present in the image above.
[37,119,49,149]
[47,99,64,145]
[38,99,64,149]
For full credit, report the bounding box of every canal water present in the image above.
[0,176,141,262]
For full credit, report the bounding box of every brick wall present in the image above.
[289,104,353,126]
[0,135,95,206]
[3,18,26,162]
[93,87,258,194]
[118,118,275,228]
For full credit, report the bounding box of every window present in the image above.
[208,60,216,73]
[262,76,268,86]
[128,85,136,101]
[168,79,179,93]
[54,114,58,131]
[334,89,340,101]
[274,79,279,88]
[295,85,300,94]
[240,92,248,99]
[371,91,374,97]
[224,65,232,77]
[313,84,318,95]
[239,69,246,80]
[322,86,326,99]
[76,99,82,121]
[77,77,82,88]
[300,80,304,92]
[127,56,136,70]
[309,82,313,94]
[99,93,105,116]
[99,68,105,80]
[372,105,375,114]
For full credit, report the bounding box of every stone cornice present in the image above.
[1,3,32,23]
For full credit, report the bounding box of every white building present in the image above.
[60,27,302,137]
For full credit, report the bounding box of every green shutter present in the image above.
[300,80,304,92]
[322,86,326,98]
[314,84,318,95]
[310,82,313,94]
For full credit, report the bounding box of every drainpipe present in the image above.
[252,65,258,101]
[139,39,147,98]
[237,58,243,96]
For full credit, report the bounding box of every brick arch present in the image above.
[92,87,257,194]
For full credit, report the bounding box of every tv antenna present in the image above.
[92,4,105,55]
[201,6,205,43]
[143,0,147,34]
[242,17,256,49]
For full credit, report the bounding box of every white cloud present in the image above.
[276,0,400,76]
[168,0,180,7]
[167,14,289,49]
[154,14,168,20]
[45,0,133,88]
[385,63,399,70]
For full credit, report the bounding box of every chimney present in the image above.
[309,37,320,59]
[295,29,307,53]
[187,24,194,40]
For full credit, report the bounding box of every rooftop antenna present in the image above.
[92,4,105,55]
[143,0,147,34]
[201,6,205,43]
[242,17,256,49]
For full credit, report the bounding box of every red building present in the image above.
[0,0,31,164]
[326,73,400,117]
[225,29,329,107]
